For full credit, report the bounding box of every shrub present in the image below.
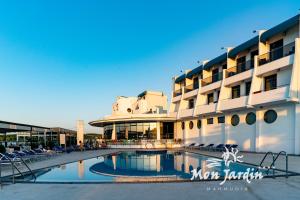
[0,144,6,153]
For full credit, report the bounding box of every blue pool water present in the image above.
[25,150,278,183]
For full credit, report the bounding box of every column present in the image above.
[111,123,116,140]
[156,122,161,141]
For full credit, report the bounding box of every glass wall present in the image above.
[104,125,113,139]
[116,122,157,140]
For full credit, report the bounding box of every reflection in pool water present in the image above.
[28,151,274,183]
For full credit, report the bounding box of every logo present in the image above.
[190,148,264,185]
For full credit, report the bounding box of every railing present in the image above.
[226,60,254,78]
[253,83,289,94]
[106,139,181,146]
[258,42,295,66]
[173,88,182,97]
[184,83,199,93]
[201,71,223,87]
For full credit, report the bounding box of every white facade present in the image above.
[170,14,300,154]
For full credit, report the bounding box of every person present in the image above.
[79,140,83,151]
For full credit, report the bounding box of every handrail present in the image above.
[257,151,289,178]
[257,151,274,171]
[0,153,36,183]
[18,156,36,180]
[0,153,24,184]
[258,41,295,66]
[267,151,288,178]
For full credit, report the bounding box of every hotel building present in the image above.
[89,91,178,148]
[91,14,300,154]
[170,14,300,154]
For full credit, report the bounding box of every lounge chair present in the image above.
[203,144,214,151]
[230,144,238,150]
[214,144,225,152]
[196,144,205,149]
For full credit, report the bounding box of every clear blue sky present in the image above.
[0,0,298,132]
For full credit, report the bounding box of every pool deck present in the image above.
[1,148,300,200]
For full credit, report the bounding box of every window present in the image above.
[188,99,194,109]
[245,81,252,96]
[264,74,277,91]
[212,68,219,82]
[189,121,194,129]
[236,56,246,72]
[232,85,241,99]
[197,120,202,129]
[193,77,199,89]
[264,110,277,124]
[207,93,214,104]
[207,118,214,125]
[162,122,174,139]
[222,64,227,70]
[218,116,225,123]
[231,115,240,126]
[217,90,220,102]
[246,112,256,125]
[270,39,283,61]
[181,122,185,130]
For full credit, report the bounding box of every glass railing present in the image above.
[201,71,223,87]
[184,82,199,93]
[173,88,182,97]
[258,42,295,66]
[226,60,254,78]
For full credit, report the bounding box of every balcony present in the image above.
[195,103,217,116]
[251,85,290,106]
[168,112,178,118]
[256,42,295,76]
[219,96,248,111]
[200,72,222,94]
[172,88,182,102]
[183,83,199,99]
[178,108,194,118]
[224,60,254,86]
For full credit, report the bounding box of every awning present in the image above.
[186,65,203,79]
[261,14,299,42]
[174,74,186,83]
[228,36,259,58]
[203,53,227,70]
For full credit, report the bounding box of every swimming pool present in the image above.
[14,150,289,183]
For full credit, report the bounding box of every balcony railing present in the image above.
[258,42,295,66]
[173,88,182,97]
[226,60,254,78]
[201,71,223,87]
[184,83,199,93]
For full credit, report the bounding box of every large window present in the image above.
[207,93,214,104]
[161,122,174,139]
[232,85,240,99]
[264,74,277,91]
[114,122,157,140]
[104,125,113,139]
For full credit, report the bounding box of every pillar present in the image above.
[156,122,161,140]
[76,120,84,145]
[111,123,116,140]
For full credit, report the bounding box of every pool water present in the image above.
[20,150,283,183]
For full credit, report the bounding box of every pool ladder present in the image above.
[257,151,288,178]
[0,154,36,185]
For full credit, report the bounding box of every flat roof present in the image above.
[0,120,50,133]
[89,114,176,127]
